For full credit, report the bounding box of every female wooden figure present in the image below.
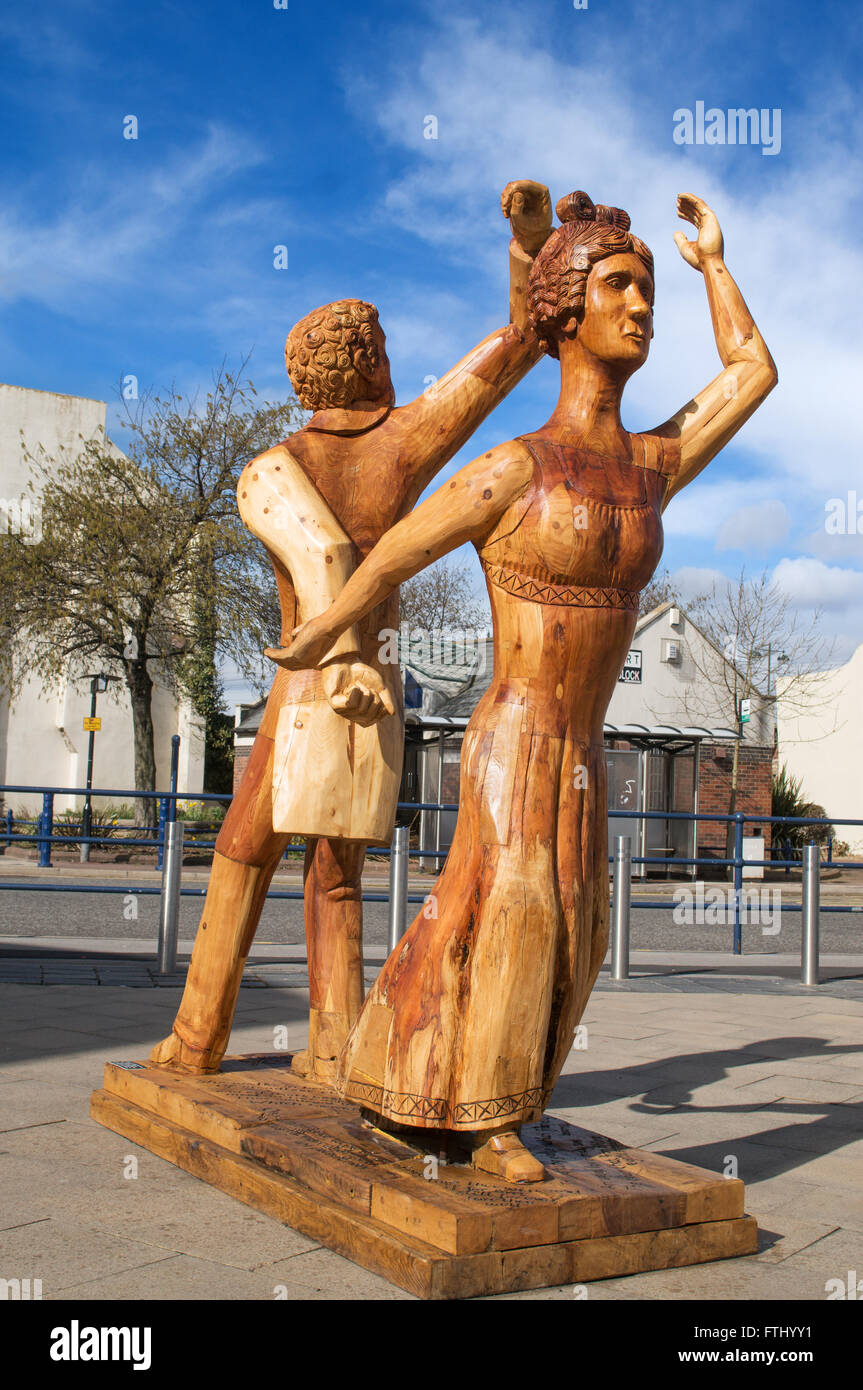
[270,191,777,1182]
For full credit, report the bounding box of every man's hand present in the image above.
[501,180,553,256]
[321,660,395,727]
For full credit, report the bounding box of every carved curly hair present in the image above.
[285,299,383,410]
[527,191,654,359]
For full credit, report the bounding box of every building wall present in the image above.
[0,383,205,810]
[233,740,254,792]
[0,382,107,501]
[609,604,773,748]
[0,671,205,816]
[696,742,774,856]
[777,643,863,852]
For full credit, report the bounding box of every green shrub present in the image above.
[772,764,834,850]
[175,800,227,825]
[54,807,122,840]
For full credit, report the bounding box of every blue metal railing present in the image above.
[2,779,861,964]
[2,786,862,873]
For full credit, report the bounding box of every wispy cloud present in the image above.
[0,12,96,72]
[0,124,267,310]
[342,15,863,494]
[337,8,863,653]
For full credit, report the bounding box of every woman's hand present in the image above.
[673,193,724,272]
[265,615,337,671]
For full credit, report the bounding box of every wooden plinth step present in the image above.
[90,1054,757,1300]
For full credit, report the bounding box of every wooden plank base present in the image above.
[90,1054,758,1300]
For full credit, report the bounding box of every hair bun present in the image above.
[555,191,632,233]
[595,204,631,231]
[556,191,596,224]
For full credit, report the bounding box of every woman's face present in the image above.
[574,252,654,370]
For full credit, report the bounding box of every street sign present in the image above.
[618,650,643,684]
[739,698,751,725]
[83,716,102,732]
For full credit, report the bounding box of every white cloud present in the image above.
[770,557,863,663]
[798,524,863,566]
[336,12,863,656]
[715,500,790,552]
[342,15,863,497]
[667,566,729,600]
[660,478,792,546]
[772,557,863,613]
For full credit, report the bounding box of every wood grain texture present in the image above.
[91,1055,757,1299]
[336,435,665,1130]
[150,182,552,1079]
[274,193,775,1161]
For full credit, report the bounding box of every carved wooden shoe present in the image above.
[148,1033,222,1074]
[471,1131,546,1183]
[290,1050,338,1085]
[311,1056,338,1085]
[289,1049,312,1078]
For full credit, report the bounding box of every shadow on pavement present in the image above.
[554,1035,863,1184]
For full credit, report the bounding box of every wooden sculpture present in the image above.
[269,191,777,1182]
[149,181,554,1083]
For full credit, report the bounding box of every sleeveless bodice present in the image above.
[479,434,667,607]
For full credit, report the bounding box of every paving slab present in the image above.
[0,977,860,1300]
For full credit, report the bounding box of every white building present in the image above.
[401,603,774,873]
[0,382,205,815]
[607,603,774,748]
[777,642,863,852]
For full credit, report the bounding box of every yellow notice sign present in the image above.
[83,717,102,732]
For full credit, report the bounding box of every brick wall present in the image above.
[233,746,252,793]
[698,742,773,857]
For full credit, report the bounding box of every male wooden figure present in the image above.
[150,181,553,1081]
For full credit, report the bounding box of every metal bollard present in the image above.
[156,796,167,870]
[38,792,54,868]
[387,824,409,953]
[157,820,184,975]
[732,812,745,955]
[157,735,182,869]
[801,842,820,986]
[80,801,92,864]
[611,835,632,980]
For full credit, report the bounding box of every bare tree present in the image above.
[675,567,837,834]
[638,566,680,617]
[398,558,490,633]
[0,365,302,818]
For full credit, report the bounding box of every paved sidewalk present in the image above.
[2,935,862,998]
[1,969,861,1301]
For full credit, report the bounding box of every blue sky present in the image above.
[2,0,862,700]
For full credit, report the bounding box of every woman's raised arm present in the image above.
[653,194,777,507]
[266,442,534,671]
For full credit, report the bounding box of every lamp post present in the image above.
[753,644,789,697]
[80,673,111,863]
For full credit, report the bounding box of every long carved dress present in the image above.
[336,433,670,1131]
